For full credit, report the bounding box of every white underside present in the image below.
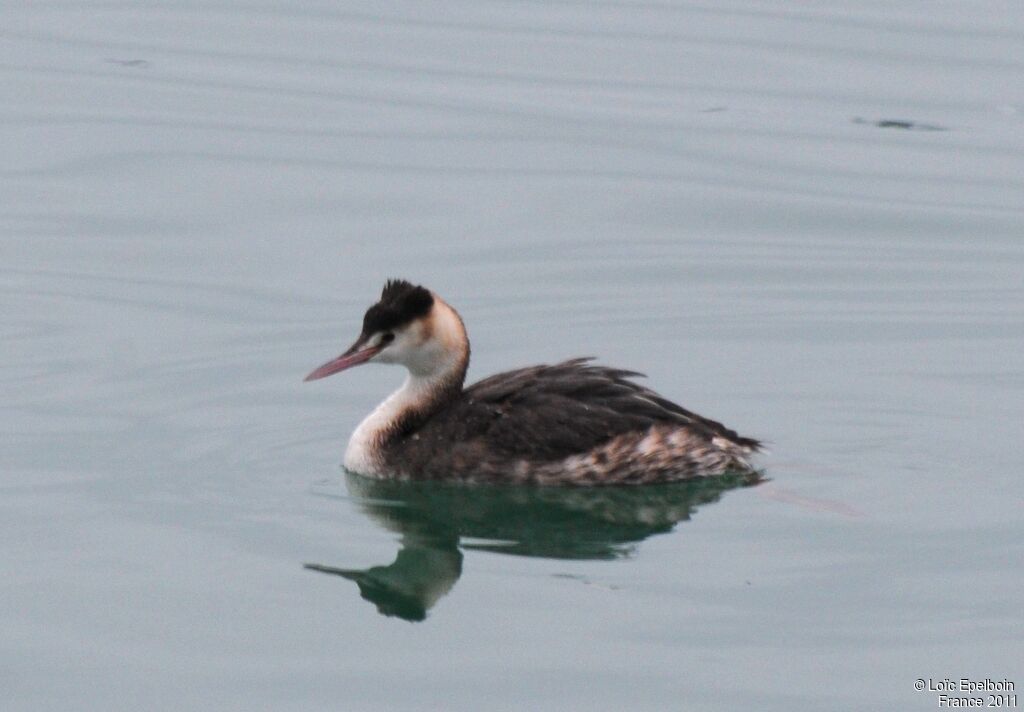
[343,424,383,476]
[344,374,436,477]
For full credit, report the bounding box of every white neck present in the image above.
[343,375,425,476]
[343,295,470,477]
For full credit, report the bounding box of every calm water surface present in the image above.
[3,2,1022,710]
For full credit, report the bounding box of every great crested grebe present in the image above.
[305,279,762,486]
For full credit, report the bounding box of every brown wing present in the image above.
[453,358,760,462]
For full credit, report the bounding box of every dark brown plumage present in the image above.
[380,358,761,485]
[361,279,434,336]
[305,280,763,485]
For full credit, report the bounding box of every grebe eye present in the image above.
[380,332,395,345]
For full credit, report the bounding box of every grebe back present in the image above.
[305,279,761,485]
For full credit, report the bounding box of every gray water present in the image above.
[3,2,1023,710]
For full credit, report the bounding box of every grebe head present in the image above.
[304,279,468,382]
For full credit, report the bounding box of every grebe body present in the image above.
[305,280,761,486]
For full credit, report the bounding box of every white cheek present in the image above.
[383,345,409,364]
[368,319,457,377]
[374,331,416,364]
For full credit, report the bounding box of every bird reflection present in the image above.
[305,471,762,621]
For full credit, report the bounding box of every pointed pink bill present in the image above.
[304,344,380,381]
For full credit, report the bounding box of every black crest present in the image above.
[361,279,434,335]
